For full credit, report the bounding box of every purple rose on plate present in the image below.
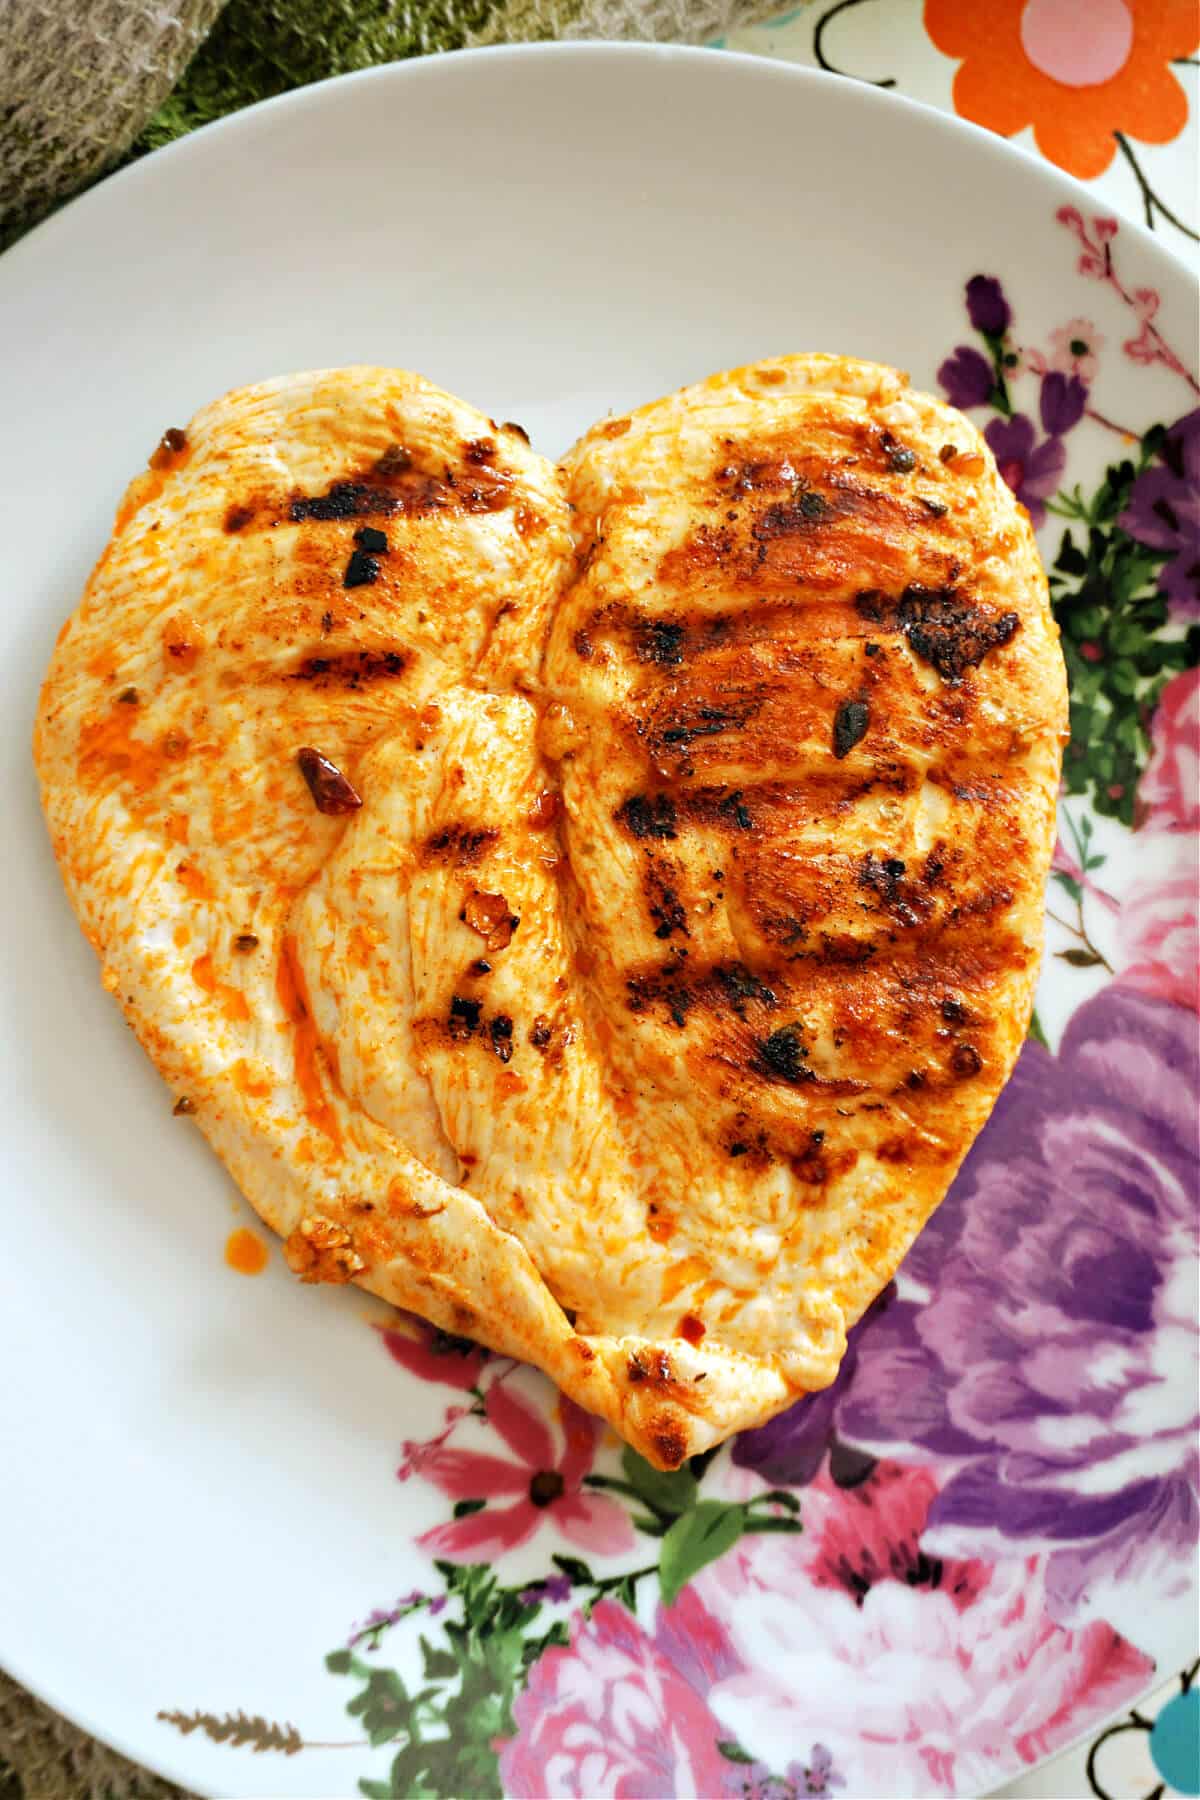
[733,1288,891,1487]
[835,984,1199,1633]
[966,274,1011,337]
[1118,409,1200,616]
[985,413,1066,526]
[937,345,994,411]
[1039,370,1087,436]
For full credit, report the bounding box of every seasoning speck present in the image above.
[449,995,481,1040]
[833,697,871,759]
[173,1095,195,1116]
[233,933,259,953]
[149,427,187,469]
[939,444,959,463]
[297,746,363,815]
[343,549,380,589]
[951,1043,983,1079]
[490,1014,514,1062]
[118,686,139,704]
[528,790,560,829]
[463,889,518,951]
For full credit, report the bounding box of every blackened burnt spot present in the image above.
[858,853,925,928]
[879,430,916,474]
[627,969,693,1030]
[715,962,777,1015]
[224,502,254,533]
[618,793,677,840]
[718,790,753,831]
[573,629,594,659]
[626,1350,673,1386]
[448,996,482,1041]
[422,823,500,867]
[354,525,389,554]
[855,590,885,623]
[343,549,380,588]
[898,585,1020,683]
[635,620,684,666]
[858,852,907,903]
[490,1015,514,1062]
[752,491,832,541]
[757,1026,814,1085]
[529,1015,553,1049]
[291,481,393,522]
[502,420,530,444]
[289,447,509,525]
[833,698,870,759]
[941,996,967,1023]
[648,883,688,941]
[288,649,408,689]
[660,703,747,747]
[951,1042,983,1078]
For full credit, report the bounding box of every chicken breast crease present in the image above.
[35,357,1067,1467]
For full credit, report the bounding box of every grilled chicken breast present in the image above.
[35,357,1067,1467]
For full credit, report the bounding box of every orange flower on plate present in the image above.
[925,0,1198,179]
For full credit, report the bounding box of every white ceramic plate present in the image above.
[2,44,1196,1800]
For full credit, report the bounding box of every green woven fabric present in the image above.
[134,0,515,154]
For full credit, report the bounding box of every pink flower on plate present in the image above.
[1137,669,1200,834]
[415,1382,634,1561]
[1117,668,1200,1011]
[1057,206,1120,278]
[377,1317,487,1390]
[500,1589,741,1799]
[1047,317,1105,382]
[1119,869,1199,1011]
[695,1463,1153,1798]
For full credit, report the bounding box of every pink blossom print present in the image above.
[378,1317,488,1390]
[414,1382,635,1561]
[696,1466,1154,1799]
[1119,869,1199,1011]
[1138,669,1200,832]
[1045,318,1105,383]
[500,1592,740,1800]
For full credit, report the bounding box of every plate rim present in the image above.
[1,38,1195,1798]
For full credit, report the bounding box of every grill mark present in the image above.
[617,793,678,840]
[421,824,500,867]
[221,445,514,534]
[285,648,409,689]
[855,584,1021,683]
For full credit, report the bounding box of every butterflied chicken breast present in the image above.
[35,356,1067,1467]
